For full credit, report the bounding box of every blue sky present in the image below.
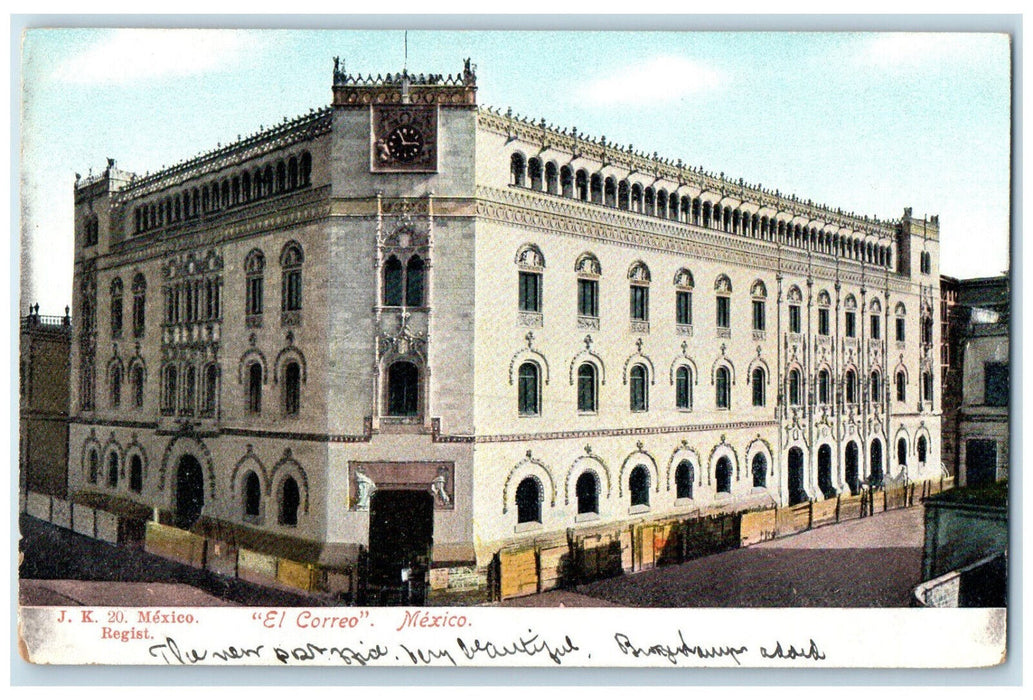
[18,28,1011,313]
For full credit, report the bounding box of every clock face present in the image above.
[372,105,437,172]
[386,125,424,163]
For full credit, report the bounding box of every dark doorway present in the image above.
[818,444,836,498]
[174,455,205,530]
[965,439,998,487]
[368,490,434,605]
[845,441,860,495]
[869,439,884,487]
[788,447,808,505]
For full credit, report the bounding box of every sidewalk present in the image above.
[502,505,926,608]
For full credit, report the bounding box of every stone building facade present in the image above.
[67,60,943,589]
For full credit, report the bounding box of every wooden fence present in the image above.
[496,476,954,601]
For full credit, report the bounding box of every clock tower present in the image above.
[330,57,477,175]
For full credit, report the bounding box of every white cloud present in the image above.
[577,55,723,106]
[52,29,254,85]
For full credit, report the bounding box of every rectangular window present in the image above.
[578,278,598,318]
[985,362,1009,407]
[716,296,730,329]
[284,270,303,311]
[789,305,801,333]
[870,315,881,340]
[752,300,765,331]
[677,291,693,326]
[519,271,542,313]
[845,311,856,338]
[818,308,829,336]
[247,277,264,315]
[630,285,649,321]
[896,317,906,342]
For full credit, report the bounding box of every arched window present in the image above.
[87,449,99,484]
[281,242,304,319]
[183,366,196,416]
[510,153,526,187]
[895,303,907,342]
[870,371,882,402]
[528,157,543,190]
[629,465,650,507]
[845,369,857,404]
[675,460,694,499]
[676,366,692,410]
[110,277,123,337]
[279,476,300,526]
[515,477,541,523]
[300,152,312,186]
[383,255,403,306]
[275,161,287,193]
[898,437,908,466]
[716,457,733,494]
[107,452,119,488]
[109,362,122,408]
[132,365,147,409]
[917,436,928,464]
[545,162,558,194]
[818,369,831,405]
[752,367,765,406]
[752,453,767,488]
[715,275,732,330]
[162,365,178,414]
[922,370,934,403]
[132,273,147,338]
[203,364,219,416]
[283,361,301,416]
[245,250,265,319]
[517,362,541,415]
[244,471,261,518]
[590,173,602,204]
[406,256,425,307]
[788,368,802,406]
[247,362,262,414]
[715,366,731,409]
[288,157,299,190]
[576,472,598,515]
[577,363,597,413]
[629,364,648,412]
[628,262,650,322]
[129,455,143,493]
[560,166,573,198]
[896,370,907,402]
[387,361,420,417]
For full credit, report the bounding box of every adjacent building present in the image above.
[944,276,1009,487]
[20,305,72,498]
[67,60,944,595]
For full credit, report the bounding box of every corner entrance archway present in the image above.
[174,454,205,530]
[367,490,434,605]
[787,447,808,505]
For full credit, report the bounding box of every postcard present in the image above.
[16,25,1011,669]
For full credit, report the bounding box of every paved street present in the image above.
[502,506,925,608]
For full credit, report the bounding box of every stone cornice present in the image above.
[477,107,904,237]
[112,110,332,202]
[476,186,915,293]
